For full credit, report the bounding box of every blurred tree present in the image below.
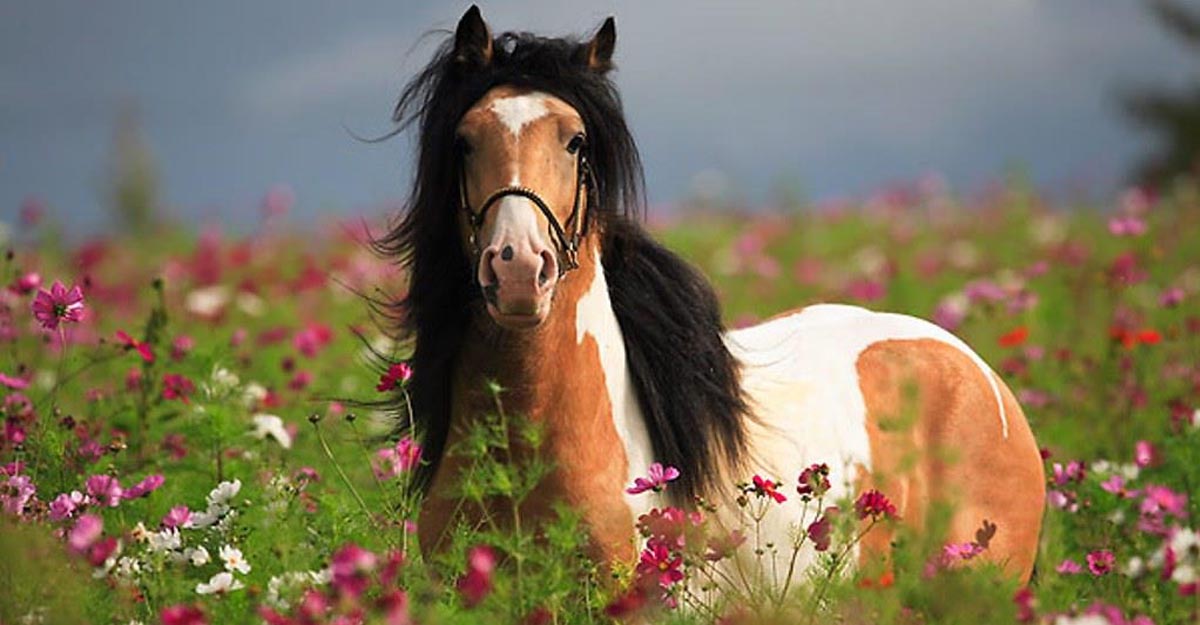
[106,102,162,233]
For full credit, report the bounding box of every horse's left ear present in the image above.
[583,17,616,72]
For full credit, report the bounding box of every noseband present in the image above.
[459,149,595,279]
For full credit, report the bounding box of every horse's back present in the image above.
[725,304,1044,580]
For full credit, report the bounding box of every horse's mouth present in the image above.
[484,290,552,329]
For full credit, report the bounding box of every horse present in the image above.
[378,5,1045,585]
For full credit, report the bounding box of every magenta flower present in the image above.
[376,362,413,392]
[1100,475,1138,499]
[943,541,984,562]
[626,462,681,495]
[85,474,123,507]
[68,514,104,552]
[31,280,85,330]
[1056,559,1083,575]
[162,373,195,404]
[1087,549,1115,576]
[854,489,897,520]
[171,335,195,361]
[1160,286,1185,308]
[122,474,164,499]
[160,604,207,625]
[162,505,191,528]
[457,545,497,607]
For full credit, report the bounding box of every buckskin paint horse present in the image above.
[379,6,1045,583]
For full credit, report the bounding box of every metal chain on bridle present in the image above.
[459,147,596,279]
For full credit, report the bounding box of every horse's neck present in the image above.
[454,243,654,506]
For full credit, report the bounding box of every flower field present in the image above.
[2,178,1199,624]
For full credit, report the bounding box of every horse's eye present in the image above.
[566,133,585,155]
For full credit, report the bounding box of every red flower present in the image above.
[750,474,787,503]
[806,508,838,551]
[162,374,195,404]
[160,604,207,625]
[31,280,85,330]
[115,330,155,363]
[457,545,496,607]
[377,363,413,392]
[998,326,1029,348]
[330,543,377,599]
[854,489,897,520]
[636,538,684,589]
[796,463,831,500]
[1013,587,1036,623]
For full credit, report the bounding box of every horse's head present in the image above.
[451,7,616,329]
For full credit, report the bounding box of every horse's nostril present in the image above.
[501,245,514,262]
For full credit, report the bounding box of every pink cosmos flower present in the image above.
[31,280,85,330]
[1160,286,1185,308]
[1013,587,1036,623]
[626,462,681,495]
[162,335,192,361]
[293,323,333,358]
[943,541,984,562]
[160,604,207,625]
[85,474,123,507]
[115,330,154,362]
[1135,440,1157,468]
[1056,559,1083,575]
[122,474,164,499]
[2,473,36,516]
[373,438,422,480]
[330,543,377,599]
[750,474,787,503]
[162,505,192,528]
[458,545,497,607]
[854,489,897,520]
[10,272,41,295]
[49,491,84,521]
[1108,215,1147,237]
[376,362,413,392]
[162,373,195,404]
[68,514,104,552]
[0,372,29,390]
[1087,549,1115,576]
[1100,475,1138,499]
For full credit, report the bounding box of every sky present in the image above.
[1,0,1196,234]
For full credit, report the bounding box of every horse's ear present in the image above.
[583,16,616,72]
[453,5,493,68]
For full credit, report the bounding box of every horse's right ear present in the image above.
[453,5,493,68]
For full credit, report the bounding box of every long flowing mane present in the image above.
[376,24,749,503]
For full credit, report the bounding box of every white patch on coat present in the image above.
[716,303,1008,580]
[489,93,550,138]
[575,249,659,519]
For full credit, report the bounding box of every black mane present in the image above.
[377,24,749,504]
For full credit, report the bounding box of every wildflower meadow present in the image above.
[2,177,1199,624]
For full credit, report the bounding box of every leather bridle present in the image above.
[459,148,595,279]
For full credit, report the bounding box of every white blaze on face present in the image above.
[486,195,548,254]
[489,93,551,139]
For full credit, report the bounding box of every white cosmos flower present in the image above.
[250,414,293,449]
[130,522,150,544]
[185,285,230,318]
[196,571,244,595]
[187,510,218,529]
[242,383,268,408]
[185,545,211,566]
[147,528,181,553]
[1172,564,1198,585]
[207,479,241,509]
[219,544,251,574]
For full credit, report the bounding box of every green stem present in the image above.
[312,419,373,520]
